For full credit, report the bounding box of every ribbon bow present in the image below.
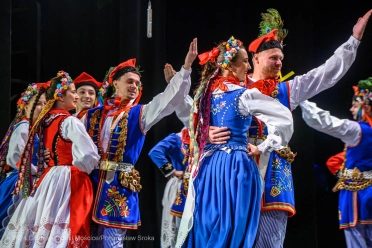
[181,128,190,145]
[210,75,241,92]
[248,79,279,97]
[352,86,360,96]
[104,96,128,112]
[198,47,220,65]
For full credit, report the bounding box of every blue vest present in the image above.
[86,105,146,229]
[339,122,372,228]
[250,81,296,216]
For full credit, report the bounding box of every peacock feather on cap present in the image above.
[358,77,372,91]
[258,8,288,43]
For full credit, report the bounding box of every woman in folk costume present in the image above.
[299,77,372,248]
[0,82,49,239]
[73,72,108,120]
[0,71,100,248]
[175,36,294,248]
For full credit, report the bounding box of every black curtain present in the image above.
[1,0,372,247]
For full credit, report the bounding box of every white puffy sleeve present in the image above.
[141,66,192,132]
[290,36,360,110]
[6,122,29,170]
[299,100,361,146]
[175,95,193,128]
[60,116,100,174]
[239,88,294,155]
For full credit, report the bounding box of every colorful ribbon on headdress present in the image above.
[14,98,55,197]
[54,71,73,99]
[351,85,372,125]
[16,83,48,109]
[188,68,220,177]
[198,47,220,65]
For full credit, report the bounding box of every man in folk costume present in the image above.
[85,39,197,247]
[299,77,372,247]
[207,8,372,247]
[248,9,372,248]
[73,72,107,120]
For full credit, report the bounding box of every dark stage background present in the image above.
[1,1,371,247]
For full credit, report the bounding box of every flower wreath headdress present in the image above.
[53,70,73,99]
[17,84,40,109]
[218,36,242,69]
[198,36,242,68]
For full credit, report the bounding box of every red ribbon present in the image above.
[248,79,279,97]
[210,75,241,92]
[181,128,190,145]
[198,47,220,65]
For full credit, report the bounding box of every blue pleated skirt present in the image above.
[187,147,262,248]
[0,170,19,239]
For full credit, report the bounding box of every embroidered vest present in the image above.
[43,109,73,166]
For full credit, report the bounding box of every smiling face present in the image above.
[32,93,47,123]
[350,100,361,120]
[253,48,283,79]
[113,72,142,100]
[60,83,79,111]
[229,48,251,81]
[76,85,96,112]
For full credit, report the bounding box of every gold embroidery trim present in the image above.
[118,169,142,192]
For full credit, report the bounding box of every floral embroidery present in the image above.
[212,94,223,100]
[270,156,292,197]
[101,185,130,218]
[108,186,119,197]
[173,190,183,205]
[211,100,226,115]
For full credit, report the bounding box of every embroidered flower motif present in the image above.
[100,208,108,216]
[211,101,226,115]
[270,154,292,196]
[17,83,40,109]
[53,71,72,99]
[115,194,128,207]
[101,189,131,218]
[107,185,119,197]
[174,190,183,205]
[217,36,242,69]
[121,205,130,217]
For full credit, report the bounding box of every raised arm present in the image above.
[175,95,193,129]
[239,88,294,155]
[164,63,194,129]
[61,116,100,174]
[299,100,361,146]
[289,9,372,110]
[141,38,198,132]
